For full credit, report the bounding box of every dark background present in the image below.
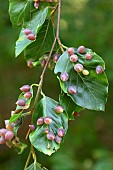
[0,0,113,170]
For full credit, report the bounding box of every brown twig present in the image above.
[32,0,62,110]
[56,0,64,53]
[24,1,62,169]
[25,0,62,138]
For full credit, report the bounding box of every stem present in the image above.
[24,149,32,169]
[31,84,39,87]
[61,43,68,49]
[32,78,43,109]
[25,129,31,140]
[56,0,64,53]
[57,38,64,53]
[32,37,57,110]
[50,4,58,17]
[24,145,37,169]
[41,90,46,98]
[31,145,37,161]
[21,111,31,117]
[56,0,61,38]
[25,0,62,168]
[32,0,62,110]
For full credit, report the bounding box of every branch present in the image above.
[56,0,64,53]
[24,1,62,169]
[25,0,62,142]
[32,0,62,110]
[24,149,31,169]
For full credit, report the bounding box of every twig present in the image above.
[21,111,31,118]
[50,3,59,17]
[56,0,61,39]
[24,149,32,169]
[24,0,62,168]
[57,38,64,53]
[25,129,31,140]
[56,0,64,53]
[31,145,37,161]
[32,0,62,110]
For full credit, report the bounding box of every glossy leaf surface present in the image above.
[54,49,108,111]
[25,19,57,60]
[29,96,68,155]
[15,7,49,57]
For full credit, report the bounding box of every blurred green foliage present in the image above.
[0,0,113,170]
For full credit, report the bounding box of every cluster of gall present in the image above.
[36,116,64,144]
[76,46,104,74]
[34,105,65,146]
[45,106,65,144]
[0,118,19,145]
[0,128,14,145]
[23,29,35,41]
[68,46,103,75]
[28,117,52,132]
[40,53,60,70]
[37,116,52,125]
[0,86,33,145]
[59,46,104,96]
[46,128,65,144]
[16,85,32,107]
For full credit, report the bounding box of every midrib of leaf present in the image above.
[32,20,50,53]
[78,72,107,99]
[38,8,48,29]
[12,4,25,13]
[78,73,100,105]
[27,164,33,170]
[84,84,105,95]
[16,7,48,57]
[38,19,51,52]
[64,59,71,72]
[29,7,48,33]
[26,20,51,52]
[9,111,22,124]
[82,77,103,86]
[17,2,28,24]
[34,161,36,170]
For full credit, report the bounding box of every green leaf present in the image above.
[59,93,83,120]
[12,139,27,154]
[54,49,108,111]
[9,0,33,27]
[9,0,57,28]
[32,61,41,67]
[26,161,47,170]
[15,7,49,57]
[25,19,57,60]
[16,86,33,110]
[9,111,22,124]
[29,96,68,156]
[13,117,24,135]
